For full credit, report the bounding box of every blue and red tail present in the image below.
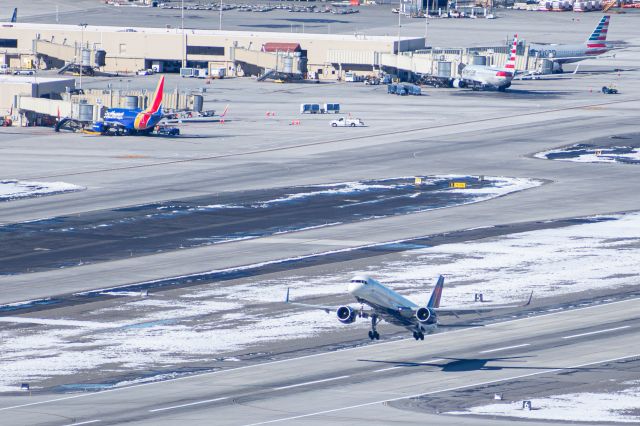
[496,34,518,78]
[586,15,610,54]
[427,275,444,309]
[134,76,164,130]
[587,15,610,43]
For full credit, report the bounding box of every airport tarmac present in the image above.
[1,65,640,303]
[1,7,640,426]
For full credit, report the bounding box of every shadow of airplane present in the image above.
[357,356,600,373]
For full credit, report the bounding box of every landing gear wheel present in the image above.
[413,331,425,340]
[369,315,380,340]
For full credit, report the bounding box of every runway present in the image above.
[1,297,638,426]
[1,94,640,304]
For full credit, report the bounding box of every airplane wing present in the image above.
[285,288,373,317]
[433,291,532,317]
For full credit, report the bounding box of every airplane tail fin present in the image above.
[588,15,610,43]
[427,275,444,309]
[503,34,518,74]
[145,76,165,115]
[10,8,17,23]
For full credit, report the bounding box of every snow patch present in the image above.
[448,386,640,423]
[0,180,84,201]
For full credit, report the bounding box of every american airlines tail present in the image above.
[586,15,610,55]
[587,15,610,43]
[427,276,444,309]
[145,75,165,115]
[497,34,518,78]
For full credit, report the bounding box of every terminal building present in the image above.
[0,23,426,80]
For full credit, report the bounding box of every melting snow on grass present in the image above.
[1,212,639,391]
[535,146,640,164]
[0,180,84,201]
[448,385,640,423]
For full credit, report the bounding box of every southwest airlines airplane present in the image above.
[92,76,165,135]
[287,275,532,341]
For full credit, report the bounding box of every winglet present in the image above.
[220,104,229,117]
[10,8,17,23]
[285,287,290,304]
[522,291,533,307]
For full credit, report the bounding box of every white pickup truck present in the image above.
[330,117,365,127]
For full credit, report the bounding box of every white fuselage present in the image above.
[460,65,512,89]
[348,276,437,332]
[528,42,610,64]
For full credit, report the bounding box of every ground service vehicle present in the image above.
[330,117,365,127]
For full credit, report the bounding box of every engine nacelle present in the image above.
[91,121,106,133]
[453,79,466,88]
[415,307,433,323]
[336,306,357,324]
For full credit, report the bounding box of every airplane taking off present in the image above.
[286,275,532,341]
[454,34,518,91]
[528,15,611,73]
[91,76,165,135]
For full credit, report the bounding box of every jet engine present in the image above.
[453,79,466,88]
[415,307,433,323]
[336,306,357,324]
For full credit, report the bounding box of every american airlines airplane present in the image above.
[286,275,532,341]
[454,34,518,91]
[528,15,611,73]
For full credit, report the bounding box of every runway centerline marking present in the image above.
[562,325,630,340]
[373,366,403,373]
[480,344,531,354]
[273,375,349,391]
[242,353,640,426]
[0,298,637,413]
[148,397,228,413]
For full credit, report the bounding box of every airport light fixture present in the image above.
[425,0,429,48]
[79,23,88,91]
[181,0,186,68]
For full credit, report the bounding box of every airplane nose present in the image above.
[348,280,365,295]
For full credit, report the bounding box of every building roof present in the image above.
[0,75,75,85]
[262,42,301,53]
[7,22,422,42]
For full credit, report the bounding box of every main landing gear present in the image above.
[368,314,380,340]
[413,330,425,341]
